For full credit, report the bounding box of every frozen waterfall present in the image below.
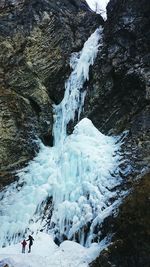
[0,27,123,248]
[53,27,102,146]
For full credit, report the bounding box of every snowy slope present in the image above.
[0,232,107,267]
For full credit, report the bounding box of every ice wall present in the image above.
[53,27,102,146]
[0,27,122,247]
[50,118,122,246]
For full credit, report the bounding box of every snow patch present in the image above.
[86,0,110,20]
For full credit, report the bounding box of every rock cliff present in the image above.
[0,0,102,186]
[91,173,150,267]
[87,0,150,266]
[83,0,150,194]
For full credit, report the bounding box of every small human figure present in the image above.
[21,239,27,253]
[26,235,34,253]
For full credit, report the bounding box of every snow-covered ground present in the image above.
[0,232,107,267]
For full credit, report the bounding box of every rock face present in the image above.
[84,0,150,177]
[87,0,150,266]
[85,0,150,131]
[91,173,150,267]
[0,0,102,186]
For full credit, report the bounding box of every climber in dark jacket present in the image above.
[26,235,34,253]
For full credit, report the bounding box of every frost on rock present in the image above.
[0,27,123,248]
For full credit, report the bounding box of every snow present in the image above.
[86,0,110,20]
[0,232,107,267]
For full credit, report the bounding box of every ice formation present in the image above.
[0,27,122,248]
[53,27,102,146]
[86,0,110,20]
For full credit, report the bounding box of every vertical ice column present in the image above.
[53,27,103,147]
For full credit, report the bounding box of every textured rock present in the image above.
[83,0,150,177]
[91,173,150,267]
[0,0,102,185]
[88,0,150,266]
[84,0,150,133]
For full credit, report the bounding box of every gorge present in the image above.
[0,0,150,267]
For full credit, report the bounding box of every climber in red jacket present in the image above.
[21,239,27,253]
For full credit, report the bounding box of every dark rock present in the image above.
[83,0,150,186]
[84,0,150,136]
[88,1,150,265]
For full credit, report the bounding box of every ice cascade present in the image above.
[0,27,122,247]
[53,27,102,146]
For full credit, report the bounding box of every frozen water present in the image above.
[0,118,122,247]
[53,27,102,146]
[0,27,123,249]
[50,118,122,246]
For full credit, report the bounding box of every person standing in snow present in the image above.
[26,235,34,253]
[21,239,27,253]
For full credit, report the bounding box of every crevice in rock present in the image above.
[28,97,41,118]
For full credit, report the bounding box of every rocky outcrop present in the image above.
[0,0,102,186]
[85,0,150,131]
[84,0,150,176]
[88,0,150,266]
[91,173,150,267]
